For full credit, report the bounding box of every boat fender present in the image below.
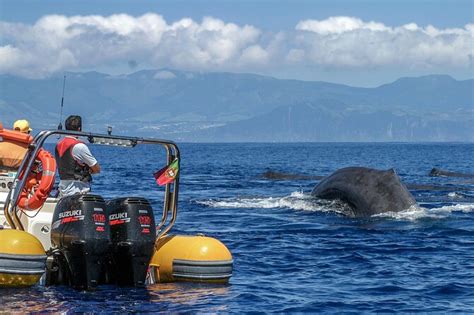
[0,229,47,287]
[151,235,233,284]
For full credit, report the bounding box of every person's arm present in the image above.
[89,162,100,174]
[72,143,100,174]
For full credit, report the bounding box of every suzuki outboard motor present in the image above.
[107,197,156,286]
[50,194,109,290]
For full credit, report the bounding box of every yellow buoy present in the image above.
[150,235,233,283]
[0,229,47,287]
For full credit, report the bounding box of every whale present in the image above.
[311,167,417,217]
[429,168,474,179]
[261,170,324,180]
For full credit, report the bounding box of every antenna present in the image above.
[58,75,66,130]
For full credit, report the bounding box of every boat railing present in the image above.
[3,129,180,240]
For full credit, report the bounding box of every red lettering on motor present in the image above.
[93,213,106,223]
[138,215,151,225]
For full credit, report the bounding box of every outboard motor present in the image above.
[107,197,156,286]
[49,194,109,290]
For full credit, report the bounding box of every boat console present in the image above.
[0,172,15,192]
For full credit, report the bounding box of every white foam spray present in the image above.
[197,191,474,221]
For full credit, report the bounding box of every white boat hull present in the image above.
[1,173,56,250]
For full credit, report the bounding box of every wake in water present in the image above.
[198,191,352,215]
[197,191,474,221]
[373,204,474,220]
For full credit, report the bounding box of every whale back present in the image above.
[311,167,416,217]
[429,167,474,179]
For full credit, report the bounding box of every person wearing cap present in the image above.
[0,119,33,171]
[13,120,32,134]
[55,115,101,197]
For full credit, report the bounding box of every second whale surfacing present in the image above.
[429,168,474,179]
[311,167,417,217]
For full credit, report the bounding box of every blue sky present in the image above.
[0,0,473,86]
[2,0,472,29]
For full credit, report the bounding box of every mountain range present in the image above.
[0,70,472,141]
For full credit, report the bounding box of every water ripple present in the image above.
[2,143,472,313]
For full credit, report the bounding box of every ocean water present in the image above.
[2,143,474,313]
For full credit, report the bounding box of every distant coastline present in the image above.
[1,70,472,142]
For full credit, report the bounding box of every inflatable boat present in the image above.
[0,126,233,289]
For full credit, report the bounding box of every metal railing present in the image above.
[3,129,180,239]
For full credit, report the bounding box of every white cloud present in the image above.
[296,16,390,34]
[286,49,305,63]
[402,23,419,31]
[0,14,472,78]
[0,14,260,77]
[0,45,22,71]
[240,45,269,64]
[153,70,176,79]
[292,17,474,68]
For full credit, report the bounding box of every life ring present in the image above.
[17,149,56,211]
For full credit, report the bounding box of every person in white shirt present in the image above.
[55,115,101,197]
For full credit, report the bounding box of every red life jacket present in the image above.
[55,137,92,182]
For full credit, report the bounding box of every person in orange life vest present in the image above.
[0,120,32,172]
[55,115,101,197]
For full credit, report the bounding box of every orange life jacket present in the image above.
[0,124,33,170]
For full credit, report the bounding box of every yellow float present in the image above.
[151,234,233,283]
[0,229,47,287]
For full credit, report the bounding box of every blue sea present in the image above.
[2,143,474,313]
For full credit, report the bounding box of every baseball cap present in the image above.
[13,120,32,133]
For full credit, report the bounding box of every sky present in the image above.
[0,0,473,86]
